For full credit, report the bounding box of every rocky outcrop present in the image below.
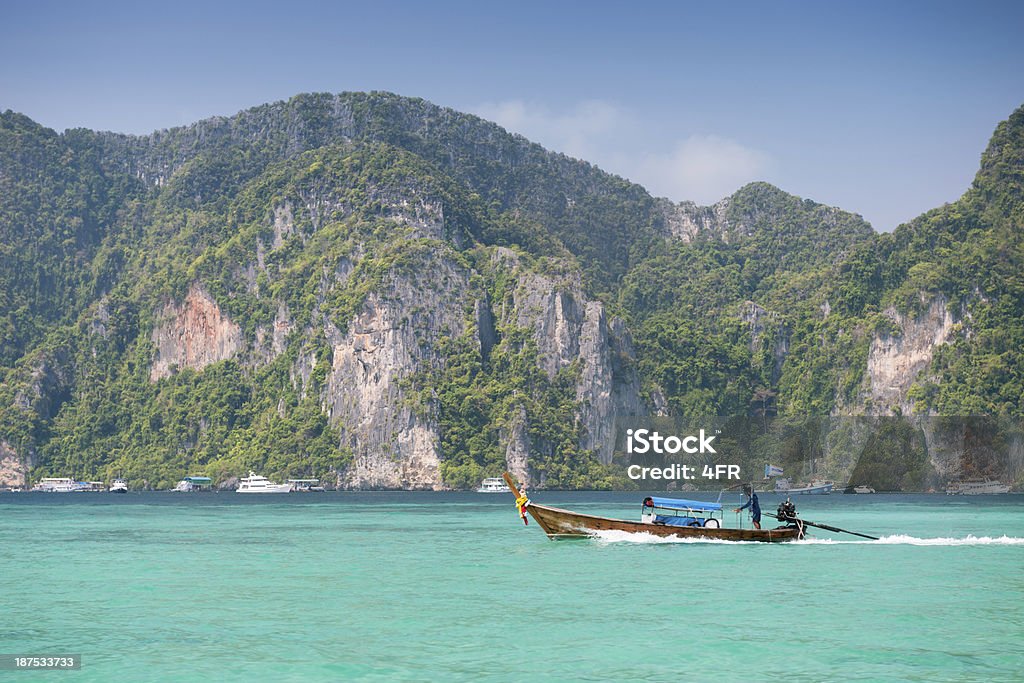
[503,406,531,484]
[660,198,731,243]
[505,251,647,464]
[254,303,293,366]
[864,296,957,415]
[13,348,75,421]
[742,301,789,384]
[272,202,295,249]
[326,254,471,489]
[150,285,244,381]
[0,441,27,487]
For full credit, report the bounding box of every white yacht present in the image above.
[31,477,83,492]
[477,477,511,493]
[852,485,876,494]
[109,478,129,493]
[237,472,292,494]
[946,478,1011,495]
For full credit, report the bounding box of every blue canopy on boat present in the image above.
[648,496,722,512]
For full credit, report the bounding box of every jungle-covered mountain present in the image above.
[1,93,1022,489]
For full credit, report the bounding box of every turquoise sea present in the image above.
[1,491,1022,682]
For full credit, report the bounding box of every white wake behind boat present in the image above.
[237,472,292,494]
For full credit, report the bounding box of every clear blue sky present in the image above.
[3,0,1022,231]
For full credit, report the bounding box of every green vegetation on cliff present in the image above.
[1,94,1022,488]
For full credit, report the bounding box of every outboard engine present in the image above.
[777,498,798,523]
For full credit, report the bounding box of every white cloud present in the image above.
[471,99,773,205]
[473,99,631,162]
[636,135,773,205]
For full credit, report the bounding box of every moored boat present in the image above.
[775,477,833,495]
[946,478,1011,495]
[172,476,213,492]
[31,477,84,492]
[477,477,511,493]
[109,478,129,493]
[237,472,292,494]
[501,473,803,542]
[852,485,875,494]
[287,479,324,492]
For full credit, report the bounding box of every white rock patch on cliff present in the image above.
[866,296,956,414]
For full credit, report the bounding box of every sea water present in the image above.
[1,491,1022,682]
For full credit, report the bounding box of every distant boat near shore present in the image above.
[109,478,128,493]
[852,485,876,494]
[31,477,84,492]
[287,479,324,492]
[774,478,833,495]
[172,476,213,492]
[237,472,292,494]
[477,477,511,493]
[945,478,1011,495]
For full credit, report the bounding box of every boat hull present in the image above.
[237,486,292,494]
[525,503,802,542]
[776,484,833,495]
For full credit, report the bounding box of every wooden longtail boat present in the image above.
[502,472,803,543]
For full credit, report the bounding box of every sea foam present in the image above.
[589,530,1024,546]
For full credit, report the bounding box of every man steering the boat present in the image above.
[734,484,761,529]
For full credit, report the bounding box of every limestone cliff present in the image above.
[0,441,27,487]
[863,296,957,415]
[326,253,472,489]
[150,285,243,381]
[502,249,647,466]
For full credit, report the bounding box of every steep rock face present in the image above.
[659,183,874,265]
[576,307,648,463]
[326,254,472,489]
[502,406,530,484]
[253,303,293,366]
[150,285,244,381]
[742,301,789,384]
[660,198,730,243]
[864,296,957,414]
[0,441,27,487]
[13,349,75,420]
[506,251,647,464]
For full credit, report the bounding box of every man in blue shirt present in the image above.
[734,484,761,529]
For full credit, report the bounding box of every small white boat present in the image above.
[775,478,833,495]
[287,479,325,492]
[946,478,1011,495]
[237,472,292,494]
[852,485,875,494]
[109,478,129,493]
[477,477,511,493]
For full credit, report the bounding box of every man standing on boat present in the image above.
[734,484,761,529]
